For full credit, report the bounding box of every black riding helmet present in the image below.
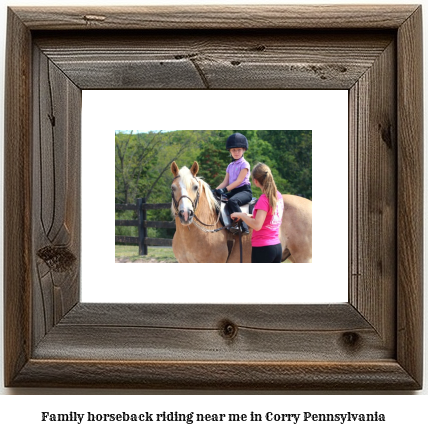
[226,133,248,150]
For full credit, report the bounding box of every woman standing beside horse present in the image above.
[231,163,284,263]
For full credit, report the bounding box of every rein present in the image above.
[171,174,243,262]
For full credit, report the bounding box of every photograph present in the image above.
[114,129,312,264]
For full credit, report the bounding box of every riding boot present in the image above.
[241,221,250,234]
[229,219,240,234]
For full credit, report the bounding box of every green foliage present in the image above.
[197,130,232,188]
[115,129,203,238]
[231,130,290,199]
[258,130,312,199]
[115,131,159,204]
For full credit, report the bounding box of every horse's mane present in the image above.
[178,166,219,212]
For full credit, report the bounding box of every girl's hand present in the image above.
[230,212,242,221]
[214,187,228,196]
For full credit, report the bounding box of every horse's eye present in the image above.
[193,184,199,191]
[171,185,177,191]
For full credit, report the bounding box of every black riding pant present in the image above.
[226,185,252,231]
[251,243,282,263]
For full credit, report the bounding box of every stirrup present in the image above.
[229,223,240,234]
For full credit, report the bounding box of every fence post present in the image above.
[138,197,148,256]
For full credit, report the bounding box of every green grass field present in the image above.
[116,245,291,263]
[115,245,178,263]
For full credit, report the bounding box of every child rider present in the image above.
[214,133,252,234]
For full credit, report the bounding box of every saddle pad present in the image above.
[219,197,257,228]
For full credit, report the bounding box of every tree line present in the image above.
[115,130,311,240]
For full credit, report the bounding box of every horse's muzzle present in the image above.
[178,209,194,225]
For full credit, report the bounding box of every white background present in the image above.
[0,0,427,428]
[82,89,348,304]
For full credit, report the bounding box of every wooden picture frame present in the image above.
[4,5,423,390]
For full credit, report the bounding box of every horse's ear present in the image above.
[190,161,199,177]
[171,161,179,177]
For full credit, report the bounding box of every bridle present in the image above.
[171,175,222,231]
[171,174,244,263]
[171,174,200,218]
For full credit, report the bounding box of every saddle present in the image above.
[219,195,258,232]
[209,193,257,262]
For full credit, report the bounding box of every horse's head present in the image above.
[170,161,200,225]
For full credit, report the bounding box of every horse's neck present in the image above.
[195,190,218,225]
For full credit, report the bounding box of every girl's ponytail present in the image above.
[252,163,278,213]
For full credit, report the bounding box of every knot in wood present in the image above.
[37,245,76,272]
[219,320,238,340]
[341,332,361,350]
[83,15,106,23]
[378,122,393,149]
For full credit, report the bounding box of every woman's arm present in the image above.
[230,209,267,231]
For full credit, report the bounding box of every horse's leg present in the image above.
[289,254,312,263]
[172,233,189,263]
[281,241,313,263]
[286,245,312,263]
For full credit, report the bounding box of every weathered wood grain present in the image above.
[4,7,32,389]
[34,31,394,89]
[32,326,390,362]
[349,39,396,352]
[396,6,424,387]
[12,5,419,30]
[32,46,81,350]
[12,361,419,390]
[61,303,371,329]
[32,304,390,363]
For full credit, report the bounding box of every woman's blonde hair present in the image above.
[252,163,278,213]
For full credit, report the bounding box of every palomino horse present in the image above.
[170,161,312,263]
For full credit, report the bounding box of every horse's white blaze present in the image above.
[179,178,192,221]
